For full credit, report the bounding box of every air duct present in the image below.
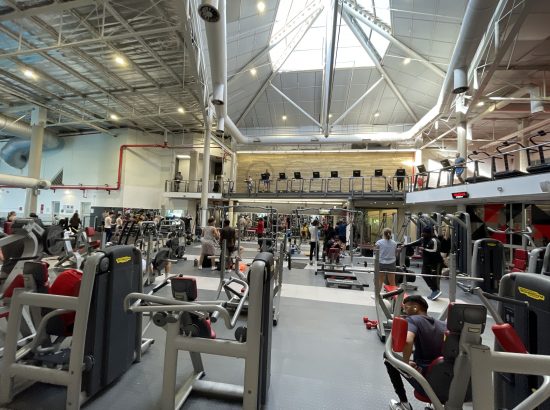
[198,0,220,22]
[453,68,468,94]
[0,113,62,169]
[0,173,51,189]
[199,0,227,134]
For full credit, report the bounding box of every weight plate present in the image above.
[42,225,66,255]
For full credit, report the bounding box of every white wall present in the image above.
[0,129,177,219]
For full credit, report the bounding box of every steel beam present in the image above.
[0,0,99,21]
[320,0,339,136]
[269,83,322,128]
[343,11,418,122]
[235,6,324,125]
[0,27,178,59]
[332,77,384,126]
[228,2,324,87]
[341,0,446,78]
[466,0,533,113]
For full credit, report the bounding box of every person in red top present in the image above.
[256,217,265,250]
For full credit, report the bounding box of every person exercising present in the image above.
[404,227,443,301]
[375,228,398,290]
[384,295,446,410]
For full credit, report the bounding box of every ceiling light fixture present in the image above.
[282,115,287,121]
[403,57,411,65]
[110,113,119,121]
[178,107,185,114]
[250,68,257,76]
[176,154,191,159]
[374,111,380,117]
[257,2,266,13]
[114,55,127,66]
[23,69,36,79]
[329,114,333,118]
[476,101,485,107]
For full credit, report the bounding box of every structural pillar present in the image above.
[200,111,213,228]
[518,119,528,172]
[24,106,47,216]
[230,151,237,190]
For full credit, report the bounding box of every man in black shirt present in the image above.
[385,295,446,410]
[404,227,444,300]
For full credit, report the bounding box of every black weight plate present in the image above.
[43,225,66,255]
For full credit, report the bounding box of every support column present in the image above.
[200,112,213,228]
[518,119,528,172]
[456,120,467,159]
[188,150,199,192]
[230,152,237,191]
[24,106,47,216]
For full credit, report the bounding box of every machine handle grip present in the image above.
[210,310,220,323]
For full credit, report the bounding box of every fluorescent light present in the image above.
[257,2,266,13]
[476,101,485,107]
[110,113,119,121]
[250,68,257,76]
[374,111,380,117]
[282,115,287,121]
[176,154,190,159]
[114,55,127,66]
[177,107,185,114]
[434,120,439,130]
[23,69,36,79]
[403,57,411,65]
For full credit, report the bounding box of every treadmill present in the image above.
[465,151,492,183]
[492,141,528,180]
[526,130,550,174]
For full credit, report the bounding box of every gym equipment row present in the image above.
[244,173,409,196]
[0,246,146,410]
[124,253,275,410]
[412,134,550,191]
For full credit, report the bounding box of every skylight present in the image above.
[269,0,391,72]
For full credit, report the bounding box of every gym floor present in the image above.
[1,241,488,410]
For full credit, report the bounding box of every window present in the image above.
[269,0,391,72]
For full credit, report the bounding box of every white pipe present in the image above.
[0,173,51,189]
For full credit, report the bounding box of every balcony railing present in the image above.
[164,179,234,194]
[236,176,410,197]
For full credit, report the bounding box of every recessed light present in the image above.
[114,55,127,66]
[176,154,191,159]
[257,2,266,13]
[110,114,119,121]
[250,68,257,76]
[282,115,287,121]
[403,57,411,65]
[178,107,185,114]
[23,69,36,79]
[476,101,485,107]
[374,111,380,117]
[329,114,333,118]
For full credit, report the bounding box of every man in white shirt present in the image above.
[308,220,320,264]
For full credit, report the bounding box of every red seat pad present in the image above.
[48,269,82,335]
[391,316,408,352]
[2,274,24,298]
[492,323,527,353]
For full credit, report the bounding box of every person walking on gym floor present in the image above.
[220,219,237,268]
[198,217,219,270]
[308,219,320,264]
[104,211,114,242]
[375,228,398,290]
[256,217,265,250]
[384,295,446,410]
[404,226,443,300]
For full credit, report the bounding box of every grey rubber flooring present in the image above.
[1,241,484,409]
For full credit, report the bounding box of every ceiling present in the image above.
[0,0,549,153]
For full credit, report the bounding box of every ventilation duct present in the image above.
[0,113,62,169]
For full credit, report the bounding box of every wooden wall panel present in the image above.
[236,151,415,191]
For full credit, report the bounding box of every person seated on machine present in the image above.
[322,233,343,263]
[384,295,446,410]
